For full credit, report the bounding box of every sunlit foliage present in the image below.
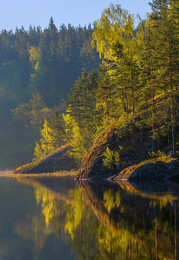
[103,147,120,169]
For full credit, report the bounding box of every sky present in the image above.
[0,0,151,31]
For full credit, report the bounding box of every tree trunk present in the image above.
[131,67,135,114]
[125,85,129,113]
[106,97,109,120]
[169,46,176,157]
[152,88,155,152]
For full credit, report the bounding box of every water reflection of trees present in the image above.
[80,181,178,260]
[16,178,178,260]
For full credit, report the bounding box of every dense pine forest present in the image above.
[0,0,178,169]
[0,19,100,168]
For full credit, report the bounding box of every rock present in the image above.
[114,158,179,181]
[13,144,78,174]
[77,124,116,180]
[77,123,149,180]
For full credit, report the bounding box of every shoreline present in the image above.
[0,171,77,178]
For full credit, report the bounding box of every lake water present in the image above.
[0,176,178,260]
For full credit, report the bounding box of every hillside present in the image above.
[0,21,100,169]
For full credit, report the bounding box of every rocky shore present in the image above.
[14,125,179,181]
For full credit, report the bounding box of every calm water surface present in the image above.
[0,176,178,260]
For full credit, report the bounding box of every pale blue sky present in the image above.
[0,0,151,31]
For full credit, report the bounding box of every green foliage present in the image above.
[149,151,158,158]
[92,4,134,60]
[12,92,52,127]
[68,70,98,130]
[62,106,87,162]
[1,1,179,167]
[33,142,43,162]
[33,120,56,161]
[2,176,177,259]
[33,109,66,161]
[114,151,120,165]
[103,147,120,169]
[0,22,100,167]
[157,150,171,161]
[103,189,121,213]
[29,46,41,71]
[32,69,99,163]
[92,1,178,156]
[103,147,113,169]
[65,189,85,240]
[149,150,171,161]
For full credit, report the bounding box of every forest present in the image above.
[0,0,178,169]
[0,19,100,168]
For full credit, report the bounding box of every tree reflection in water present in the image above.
[16,177,179,260]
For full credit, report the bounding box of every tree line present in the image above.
[34,0,178,163]
[0,19,100,168]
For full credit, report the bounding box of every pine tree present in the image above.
[69,70,98,130]
[62,106,87,162]
[149,0,179,155]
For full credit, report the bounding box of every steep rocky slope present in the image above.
[77,124,149,180]
[13,144,78,174]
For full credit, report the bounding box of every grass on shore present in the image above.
[0,171,78,178]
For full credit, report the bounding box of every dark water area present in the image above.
[0,177,178,260]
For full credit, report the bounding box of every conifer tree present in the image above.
[62,106,87,162]
[149,0,179,155]
[69,70,98,132]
